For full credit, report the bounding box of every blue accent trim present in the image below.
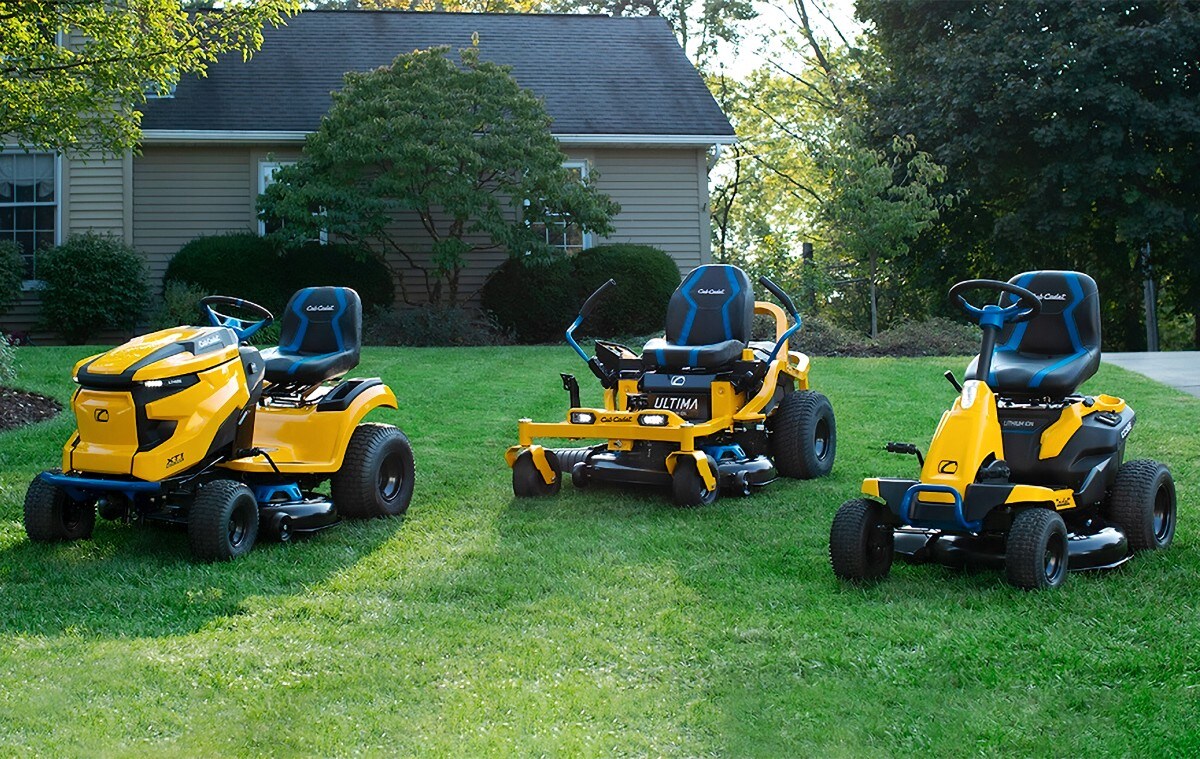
[655,348,666,365]
[767,320,801,363]
[899,483,980,532]
[331,288,346,352]
[676,268,705,344]
[719,267,740,341]
[688,347,699,367]
[988,273,1035,385]
[38,471,162,503]
[1028,273,1085,389]
[565,315,589,363]
[253,483,302,504]
[284,351,340,375]
[701,443,747,461]
[282,289,313,353]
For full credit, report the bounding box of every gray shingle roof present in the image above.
[139,11,734,138]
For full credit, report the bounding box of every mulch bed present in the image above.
[0,387,62,432]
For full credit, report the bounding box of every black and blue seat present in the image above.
[261,287,362,384]
[966,270,1101,398]
[642,264,755,370]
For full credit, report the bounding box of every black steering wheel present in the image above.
[947,279,1042,328]
[200,296,274,342]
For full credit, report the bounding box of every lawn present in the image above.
[1,345,1197,756]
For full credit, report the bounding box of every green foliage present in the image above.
[572,245,682,337]
[480,256,576,343]
[858,0,1200,348]
[258,45,619,306]
[0,2,297,154]
[0,241,24,316]
[790,315,978,357]
[481,245,681,343]
[0,333,15,385]
[362,305,511,347]
[150,281,210,331]
[38,234,149,344]
[164,233,394,319]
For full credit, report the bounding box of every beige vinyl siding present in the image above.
[132,145,302,283]
[63,154,128,238]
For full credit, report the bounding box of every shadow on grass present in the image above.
[0,516,404,640]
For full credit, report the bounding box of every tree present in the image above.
[258,45,619,306]
[1,1,297,155]
[858,0,1200,348]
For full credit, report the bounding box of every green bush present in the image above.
[873,317,980,357]
[0,241,23,316]
[164,233,395,318]
[39,234,149,344]
[363,305,511,347]
[572,244,681,338]
[0,333,15,385]
[481,244,681,343]
[480,255,576,343]
[151,280,209,330]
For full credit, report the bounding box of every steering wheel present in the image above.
[200,295,274,342]
[947,279,1041,329]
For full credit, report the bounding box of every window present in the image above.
[530,161,591,255]
[0,152,58,282]
[258,160,326,243]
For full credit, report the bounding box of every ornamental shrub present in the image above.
[164,233,395,318]
[39,233,149,343]
[481,244,682,343]
[0,241,23,316]
[363,305,511,347]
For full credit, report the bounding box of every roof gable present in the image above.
[139,11,735,139]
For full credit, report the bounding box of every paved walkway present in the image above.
[1103,351,1200,398]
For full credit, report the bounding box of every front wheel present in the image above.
[1104,459,1176,553]
[513,450,561,497]
[1005,508,1068,590]
[24,476,96,543]
[189,479,259,562]
[332,423,416,518]
[671,456,719,508]
[769,390,836,479]
[830,498,893,582]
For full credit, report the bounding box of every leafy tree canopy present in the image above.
[0,1,297,155]
[258,44,619,306]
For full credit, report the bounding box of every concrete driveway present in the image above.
[1103,352,1200,398]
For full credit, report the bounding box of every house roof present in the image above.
[139,11,735,143]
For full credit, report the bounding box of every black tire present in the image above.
[1005,508,1069,590]
[188,479,259,562]
[671,456,719,507]
[332,423,416,518]
[769,390,836,479]
[829,498,893,582]
[513,450,562,497]
[24,476,96,543]
[571,461,590,489]
[1105,459,1176,552]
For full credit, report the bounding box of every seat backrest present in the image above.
[664,265,755,346]
[277,286,362,356]
[997,270,1101,357]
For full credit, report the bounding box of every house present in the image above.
[3,11,735,331]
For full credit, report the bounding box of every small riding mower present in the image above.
[505,264,836,506]
[24,287,415,561]
[830,270,1177,589]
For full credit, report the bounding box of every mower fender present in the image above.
[665,451,717,492]
[861,478,881,498]
[505,445,557,485]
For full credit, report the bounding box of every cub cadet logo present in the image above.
[1055,495,1073,508]
[165,453,185,469]
[1120,420,1134,439]
[1037,292,1068,301]
[598,415,627,423]
[696,288,726,296]
[670,375,687,387]
[94,409,109,422]
[195,333,222,350]
[653,396,700,413]
[937,460,958,474]
[305,304,336,313]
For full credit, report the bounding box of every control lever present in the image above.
[561,373,581,409]
[944,370,963,393]
[886,441,925,467]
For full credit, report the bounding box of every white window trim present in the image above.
[533,160,592,254]
[0,150,62,290]
[257,160,326,244]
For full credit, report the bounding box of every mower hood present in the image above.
[74,326,242,388]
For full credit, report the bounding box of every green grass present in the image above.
[1,345,1197,756]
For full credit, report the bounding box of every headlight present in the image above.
[141,379,164,388]
[638,413,669,426]
[570,411,596,424]
[961,379,979,409]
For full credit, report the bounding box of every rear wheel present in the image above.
[1005,508,1068,590]
[332,423,416,518]
[513,450,561,497]
[24,476,95,543]
[1105,459,1176,553]
[830,499,893,582]
[769,390,836,479]
[671,456,719,507]
[189,479,259,562]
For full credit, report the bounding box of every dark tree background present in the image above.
[856,0,1200,348]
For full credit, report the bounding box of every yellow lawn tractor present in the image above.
[506,264,836,506]
[25,287,415,561]
[830,271,1176,589]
